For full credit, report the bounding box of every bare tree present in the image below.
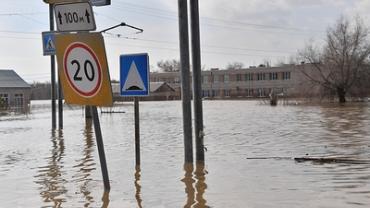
[157,59,180,72]
[299,16,370,103]
[225,62,244,70]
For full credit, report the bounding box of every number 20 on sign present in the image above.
[55,32,113,106]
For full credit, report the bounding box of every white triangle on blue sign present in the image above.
[122,61,146,91]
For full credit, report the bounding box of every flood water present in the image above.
[1,100,370,207]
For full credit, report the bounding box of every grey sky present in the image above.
[0,0,369,82]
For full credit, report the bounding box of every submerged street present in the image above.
[1,100,370,207]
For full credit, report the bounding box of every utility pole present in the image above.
[178,0,193,164]
[49,4,56,129]
[190,0,205,164]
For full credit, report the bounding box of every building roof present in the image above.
[111,82,175,94]
[0,70,30,88]
[150,82,175,92]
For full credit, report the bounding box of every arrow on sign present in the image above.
[57,12,63,25]
[85,10,91,23]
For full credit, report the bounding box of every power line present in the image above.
[104,39,288,58]
[0,12,46,16]
[0,29,296,56]
[113,0,323,34]
[103,33,296,54]
[0,30,39,35]
[0,35,39,40]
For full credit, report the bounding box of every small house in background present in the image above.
[0,70,31,113]
[112,81,178,102]
[149,82,178,100]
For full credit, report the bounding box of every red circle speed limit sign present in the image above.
[63,42,102,97]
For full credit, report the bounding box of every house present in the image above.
[111,82,178,101]
[0,70,31,112]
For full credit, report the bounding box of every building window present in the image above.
[236,74,242,82]
[245,73,254,81]
[211,90,219,97]
[223,89,230,97]
[269,72,278,80]
[213,75,218,83]
[14,94,23,108]
[224,74,229,83]
[257,73,266,81]
[258,89,263,97]
[250,89,254,97]
[245,89,254,97]
[0,93,9,108]
[283,72,291,80]
[202,90,210,97]
[202,75,208,84]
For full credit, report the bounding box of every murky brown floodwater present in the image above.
[1,100,370,207]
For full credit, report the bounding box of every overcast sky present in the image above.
[1,0,370,82]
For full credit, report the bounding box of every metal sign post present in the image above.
[92,106,110,190]
[134,97,140,166]
[54,32,113,192]
[49,4,57,130]
[120,53,150,166]
[44,0,112,191]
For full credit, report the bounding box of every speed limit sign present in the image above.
[55,32,113,106]
[64,42,102,97]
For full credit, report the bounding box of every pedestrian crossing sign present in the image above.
[42,31,56,56]
[120,53,150,96]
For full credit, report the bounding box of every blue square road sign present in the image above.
[120,53,150,96]
[42,31,56,56]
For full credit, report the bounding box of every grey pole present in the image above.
[85,105,93,119]
[178,0,193,164]
[190,0,205,163]
[58,78,63,129]
[92,106,111,191]
[49,4,56,129]
[134,97,141,166]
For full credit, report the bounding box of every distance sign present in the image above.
[54,2,96,32]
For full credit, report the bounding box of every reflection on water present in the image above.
[194,164,208,208]
[319,105,370,158]
[34,129,66,207]
[33,120,100,207]
[135,166,143,208]
[101,191,110,208]
[182,163,209,208]
[321,105,368,136]
[72,119,96,207]
[183,164,195,207]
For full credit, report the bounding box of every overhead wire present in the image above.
[0,6,303,63]
[113,0,324,34]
